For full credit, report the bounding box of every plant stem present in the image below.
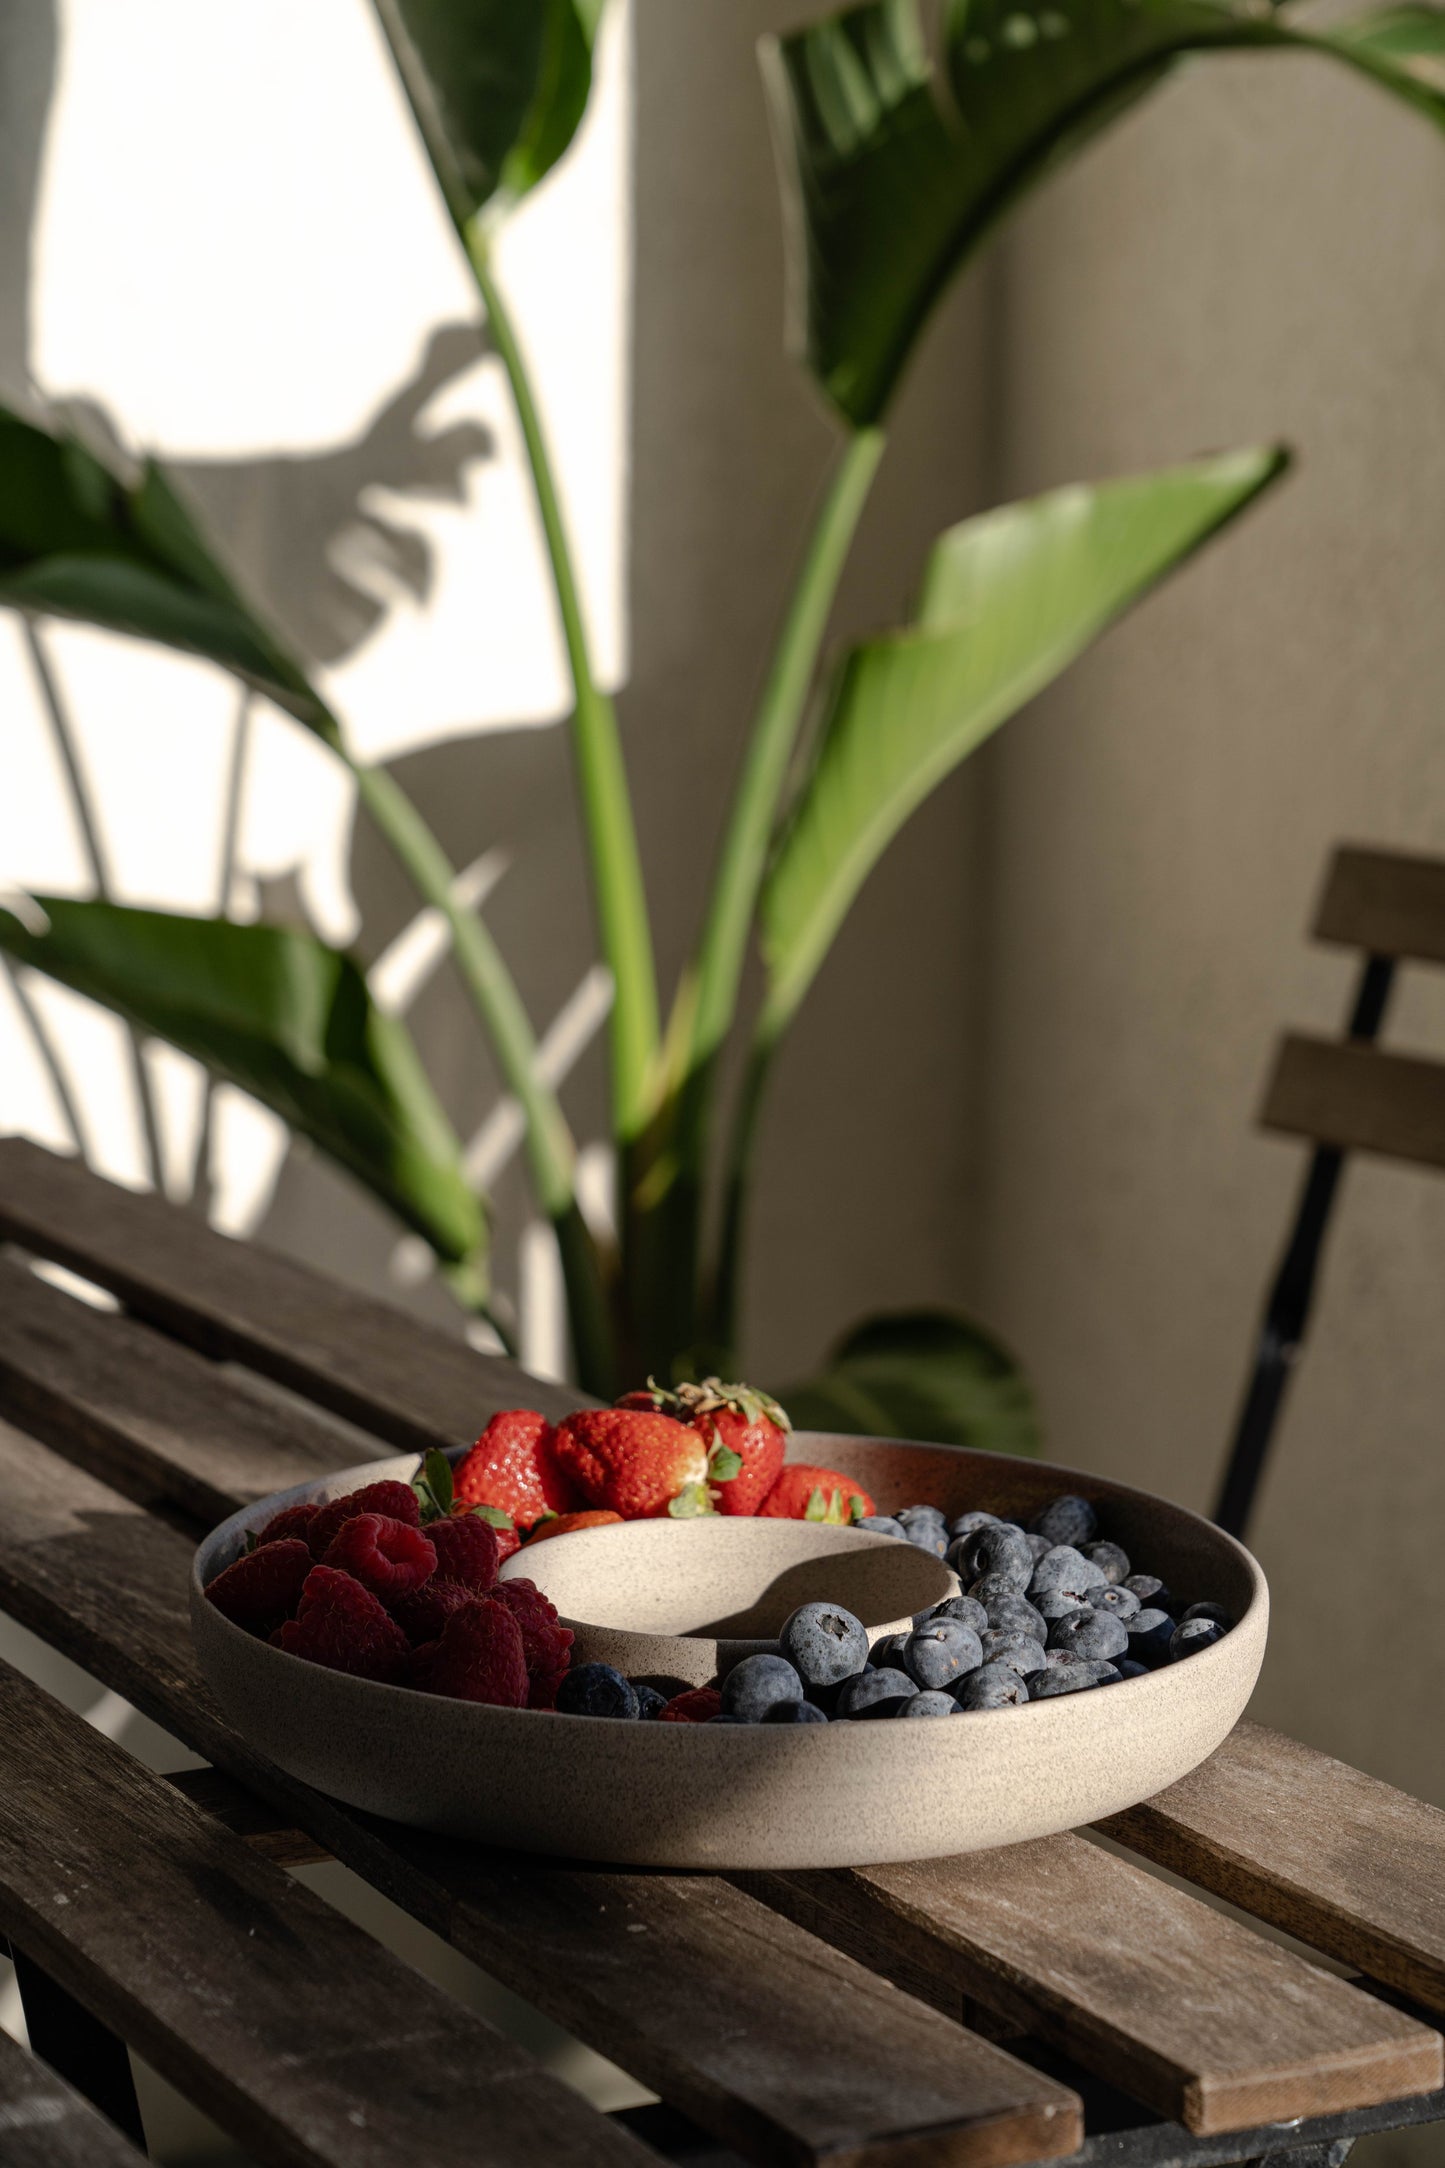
[190,687,252,1215]
[704,1027,778,1363]
[466,232,660,1146]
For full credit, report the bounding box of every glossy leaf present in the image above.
[760,445,1287,1033]
[779,1309,1041,1453]
[373,0,606,226]
[0,407,328,736]
[0,898,484,1268]
[763,0,1445,425]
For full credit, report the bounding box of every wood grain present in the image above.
[737,1839,1442,2137]
[1099,1720,1445,2016]
[0,2025,147,2168]
[0,1136,581,1445]
[0,1656,650,2168]
[1261,1035,1445,1171]
[1315,844,1445,966]
[0,1419,1082,2168]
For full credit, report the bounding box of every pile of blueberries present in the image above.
[557,1492,1233,1723]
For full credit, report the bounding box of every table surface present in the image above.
[0,1134,1443,2168]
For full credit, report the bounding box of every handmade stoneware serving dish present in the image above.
[190,1435,1268,1869]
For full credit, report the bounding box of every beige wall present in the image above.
[977,52,1445,1818]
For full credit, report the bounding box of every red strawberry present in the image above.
[410,1597,529,1706]
[658,1687,723,1724]
[524,1509,623,1545]
[492,1577,573,1709]
[272,1565,409,1682]
[308,1480,420,1559]
[453,1409,582,1529]
[553,1407,713,1519]
[426,1512,501,1592]
[757,1464,876,1524]
[206,1538,312,1636]
[253,1501,319,1549]
[390,1576,477,1647]
[621,1378,790,1518]
[320,1513,436,1602]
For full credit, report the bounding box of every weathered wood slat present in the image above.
[0,1657,650,2168]
[1098,1721,1445,2017]
[737,1841,1442,2137]
[0,1136,579,1445]
[166,1767,331,1866]
[0,1419,1083,2168]
[0,2025,147,2168]
[1261,1035,1445,1171]
[1316,844,1445,966]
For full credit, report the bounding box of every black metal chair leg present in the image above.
[5,1937,148,2152]
[1242,2140,1354,2166]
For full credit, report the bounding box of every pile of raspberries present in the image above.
[204,1480,570,1708]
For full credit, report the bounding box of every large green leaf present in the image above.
[373,0,606,226]
[0,898,484,1268]
[0,408,329,737]
[759,445,1287,1031]
[779,1309,1041,1453]
[763,0,1445,426]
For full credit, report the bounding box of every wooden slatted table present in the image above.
[0,1138,1442,2168]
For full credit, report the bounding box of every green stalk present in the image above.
[703,1026,778,1365]
[465,232,660,1146]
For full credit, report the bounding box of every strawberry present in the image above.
[308,1480,420,1559]
[553,1407,718,1519]
[426,1513,501,1592]
[657,1687,723,1723]
[272,1565,409,1682]
[491,1577,573,1708]
[205,1538,312,1636]
[524,1509,623,1545]
[320,1513,436,1602]
[453,1409,582,1529]
[620,1378,790,1518]
[757,1464,876,1524]
[410,1597,529,1707]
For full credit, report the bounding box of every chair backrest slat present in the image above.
[1315,845,1445,966]
[1261,1033,1445,1172]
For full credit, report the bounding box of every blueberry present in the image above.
[1033,1587,1094,1622]
[634,1684,669,1720]
[857,1514,908,1541]
[1125,1574,1173,1611]
[957,1661,1029,1710]
[924,1595,990,1636]
[951,1522,1034,1590]
[761,1698,829,1723]
[902,1618,984,1690]
[1024,1531,1053,1564]
[897,1516,949,1558]
[1126,1608,1177,1669]
[1029,1494,1098,1549]
[947,1510,999,1541]
[1088,1584,1141,1621]
[980,1628,1047,1677]
[721,1652,805,1723]
[897,1503,947,1530]
[868,1632,908,1670]
[901,1690,962,1717]
[779,1601,869,1688]
[1081,1540,1130,1585]
[985,1594,1048,1642]
[556,1663,639,1719]
[968,1570,1034,1613]
[1171,1617,1227,1660]
[836,1667,916,1719]
[1027,1662,1100,1699]
[1029,1545,1107,1600]
[709,1712,747,1724]
[1047,1608,1129,1663]
[1114,1658,1149,1680]
[1181,1601,1233,1629]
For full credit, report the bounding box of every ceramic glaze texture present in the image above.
[190,1435,1269,1868]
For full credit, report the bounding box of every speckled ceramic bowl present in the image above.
[501,1516,959,1690]
[190,1435,1268,1869]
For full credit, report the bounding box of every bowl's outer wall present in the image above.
[191,1435,1268,1868]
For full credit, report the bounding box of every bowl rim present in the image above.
[191,1435,1269,1735]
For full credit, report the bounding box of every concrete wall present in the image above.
[976,51,1445,1826]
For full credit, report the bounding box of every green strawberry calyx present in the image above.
[411,1447,455,1523]
[631,1375,792,1434]
[802,1486,870,1526]
[667,1481,716,1519]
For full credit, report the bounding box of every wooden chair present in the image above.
[1214,844,1445,1539]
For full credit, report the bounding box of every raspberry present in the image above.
[492,1577,574,1709]
[391,1576,477,1647]
[253,1501,319,1549]
[321,1513,436,1602]
[427,1513,500,1592]
[658,1687,724,1724]
[308,1480,420,1558]
[205,1539,313,1636]
[453,1409,581,1528]
[410,1597,528,1706]
[272,1566,409,1682]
